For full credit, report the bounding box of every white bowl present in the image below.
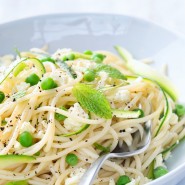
[0,13,185,185]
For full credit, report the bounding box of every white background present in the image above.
[0,0,185,184]
[0,0,185,35]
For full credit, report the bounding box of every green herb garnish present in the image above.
[72,83,112,119]
[14,47,22,58]
[12,91,26,100]
[1,119,7,125]
[94,64,127,80]
[57,60,77,79]
[94,142,110,154]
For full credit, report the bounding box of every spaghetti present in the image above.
[0,47,184,185]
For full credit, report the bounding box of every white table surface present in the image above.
[0,0,185,184]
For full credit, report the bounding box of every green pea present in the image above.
[0,91,5,104]
[133,108,145,118]
[94,53,105,60]
[61,55,68,62]
[19,131,34,147]
[92,56,102,63]
[40,57,56,63]
[174,104,185,117]
[55,106,67,121]
[91,53,106,63]
[65,153,78,166]
[84,50,93,55]
[116,175,131,185]
[84,70,96,82]
[41,77,58,90]
[67,53,75,60]
[154,166,168,179]
[25,73,40,86]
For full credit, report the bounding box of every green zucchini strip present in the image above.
[162,135,185,156]
[61,124,90,137]
[0,58,46,85]
[115,46,179,101]
[126,75,172,136]
[112,109,143,119]
[155,90,172,136]
[0,155,35,170]
[147,160,155,179]
[0,58,27,84]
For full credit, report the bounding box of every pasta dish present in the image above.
[0,46,184,185]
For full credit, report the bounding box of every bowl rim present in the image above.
[0,12,185,40]
[0,12,185,184]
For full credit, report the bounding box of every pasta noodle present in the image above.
[0,47,184,185]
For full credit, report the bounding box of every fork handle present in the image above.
[79,154,111,185]
[79,147,150,185]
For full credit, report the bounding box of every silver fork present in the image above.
[79,120,151,185]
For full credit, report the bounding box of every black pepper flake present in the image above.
[119,129,124,133]
[12,98,16,102]
[69,138,73,141]
[0,127,4,131]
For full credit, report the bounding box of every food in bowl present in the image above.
[0,46,184,185]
